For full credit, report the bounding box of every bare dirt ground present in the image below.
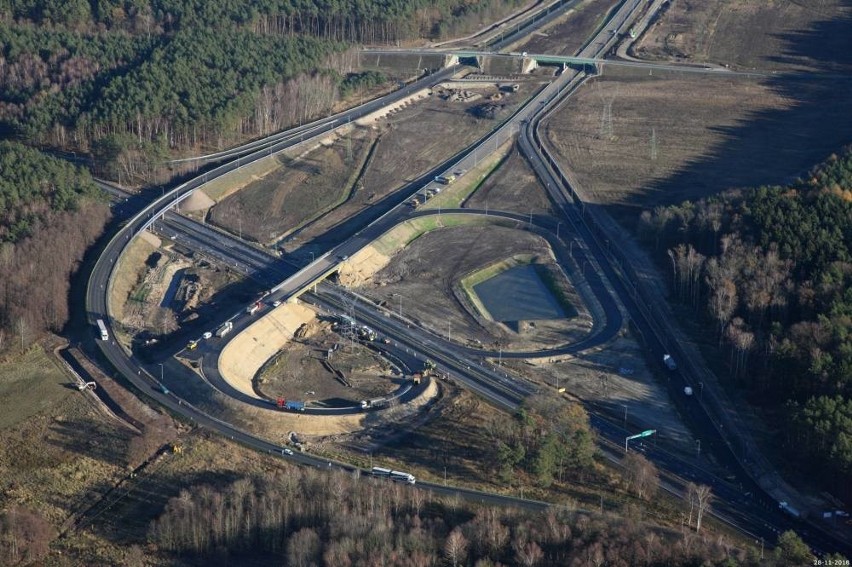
[218,302,316,400]
[257,322,400,404]
[280,83,540,254]
[210,128,375,244]
[512,335,695,452]
[544,66,852,225]
[515,0,621,55]
[357,224,590,352]
[464,148,554,215]
[110,232,261,352]
[632,0,852,73]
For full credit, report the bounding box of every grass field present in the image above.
[421,139,512,210]
[282,83,540,252]
[633,0,852,73]
[0,347,72,430]
[464,147,554,215]
[544,65,852,226]
[0,347,133,552]
[210,129,375,244]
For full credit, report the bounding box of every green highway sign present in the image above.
[626,429,656,441]
[625,430,657,451]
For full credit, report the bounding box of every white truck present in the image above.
[360,397,387,410]
[216,321,233,338]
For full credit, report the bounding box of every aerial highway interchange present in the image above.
[84,0,851,557]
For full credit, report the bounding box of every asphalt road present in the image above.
[509,0,852,556]
[85,0,851,555]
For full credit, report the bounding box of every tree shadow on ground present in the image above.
[613,1,852,225]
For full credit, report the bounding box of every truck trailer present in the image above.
[216,321,234,338]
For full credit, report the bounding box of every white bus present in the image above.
[389,471,416,485]
[371,467,392,477]
[96,319,109,341]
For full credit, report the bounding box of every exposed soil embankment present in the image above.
[219,303,316,399]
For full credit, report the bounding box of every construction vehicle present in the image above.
[216,321,233,338]
[358,326,377,341]
[434,174,456,185]
[170,443,183,454]
[187,339,198,350]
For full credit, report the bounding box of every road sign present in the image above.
[625,430,656,451]
[626,429,656,442]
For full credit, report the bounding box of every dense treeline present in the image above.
[0,141,102,241]
[0,0,524,180]
[639,147,852,497]
[0,142,109,350]
[0,25,345,153]
[0,0,525,42]
[148,466,754,566]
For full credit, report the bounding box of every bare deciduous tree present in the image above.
[686,483,713,533]
[444,527,468,567]
[622,452,659,500]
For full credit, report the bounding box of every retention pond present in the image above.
[473,264,566,322]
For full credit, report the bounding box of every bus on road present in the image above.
[390,471,416,485]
